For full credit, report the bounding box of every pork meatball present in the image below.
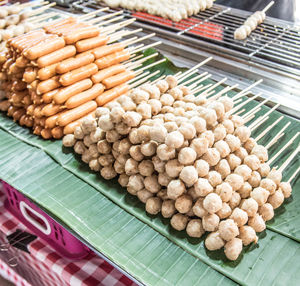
[219,219,239,241]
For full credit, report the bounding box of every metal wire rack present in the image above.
[72,1,300,79]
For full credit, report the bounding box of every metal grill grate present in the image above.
[72,1,300,79]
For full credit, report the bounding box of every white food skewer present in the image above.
[278,145,300,173]
[78,7,109,20]
[288,166,300,183]
[242,97,271,119]
[232,79,263,100]
[265,122,291,149]
[254,116,284,141]
[268,132,299,165]
[228,93,261,115]
[208,84,239,101]
[87,10,123,24]
[262,1,275,13]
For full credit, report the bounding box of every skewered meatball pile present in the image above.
[63,75,293,261]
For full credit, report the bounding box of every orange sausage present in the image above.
[44,17,76,32]
[19,114,27,126]
[42,103,62,117]
[38,63,58,81]
[45,109,68,129]
[64,26,100,44]
[15,56,29,68]
[91,64,126,84]
[75,35,108,53]
[0,100,10,111]
[57,100,97,127]
[51,126,64,139]
[26,104,36,116]
[10,91,27,105]
[22,95,32,106]
[65,83,104,109]
[92,42,124,59]
[53,23,88,37]
[7,106,17,116]
[23,37,65,60]
[41,128,52,139]
[23,67,37,84]
[42,89,59,104]
[95,50,130,69]
[20,35,54,52]
[56,53,95,74]
[24,116,34,128]
[96,84,129,106]
[12,80,27,91]
[12,109,26,121]
[59,63,98,86]
[33,125,43,135]
[102,70,135,89]
[37,76,61,94]
[11,30,45,49]
[31,92,43,105]
[34,104,46,118]
[63,111,95,135]
[53,78,93,104]
[37,45,76,68]
[9,63,23,75]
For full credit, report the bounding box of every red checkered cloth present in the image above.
[0,183,137,286]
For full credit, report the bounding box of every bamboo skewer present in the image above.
[249,103,280,130]
[228,93,261,115]
[177,69,201,84]
[181,72,208,86]
[134,58,166,73]
[78,7,109,20]
[232,79,263,100]
[255,116,284,141]
[263,1,275,13]
[125,53,159,69]
[177,57,213,81]
[248,115,269,130]
[188,74,212,92]
[198,77,227,96]
[152,74,166,83]
[265,122,291,149]
[208,84,239,101]
[95,15,125,27]
[241,97,271,119]
[101,18,136,34]
[278,145,300,172]
[129,70,160,88]
[130,41,162,54]
[107,28,143,44]
[288,166,300,183]
[235,109,246,116]
[268,132,299,165]
[87,10,123,24]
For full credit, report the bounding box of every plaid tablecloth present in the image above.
[0,183,136,286]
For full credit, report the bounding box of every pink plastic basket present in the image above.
[2,181,90,260]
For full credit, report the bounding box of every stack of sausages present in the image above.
[0,16,143,139]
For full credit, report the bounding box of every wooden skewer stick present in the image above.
[233,91,252,103]
[208,84,239,101]
[101,18,136,34]
[108,28,143,43]
[228,93,261,115]
[180,72,208,86]
[87,10,123,24]
[130,41,162,54]
[288,166,300,183]
[29,3,56,15]
[187,74,212,90]
[265,122,291,149]
[177,57,213,81]
[235,109,246,116]
[244,114,256,124]
[124,54,143,64]
[243,107,262,122]
[123,33,156,47]
[278,145,300,173]
[268,132,299,165]
[248,115,269,129]
[125,52,159,69]
[232,79,263,100]
[28,12,59,23]
[177,69,201,84]
[95,15,125,27]
[191,83,213,94]
[241,97,271,119]
[198,77,227,96]
[152,74,166,84]
[134,58,166,73]
[255,116,284,141]
[249,103,280,130]
[129,70,160,88]
[263,1,275,13]
[79,7,109,20]
[19,1,49,8]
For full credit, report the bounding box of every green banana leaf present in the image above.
[0,50,299,285]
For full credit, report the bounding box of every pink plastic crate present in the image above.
[2,181,90,260]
